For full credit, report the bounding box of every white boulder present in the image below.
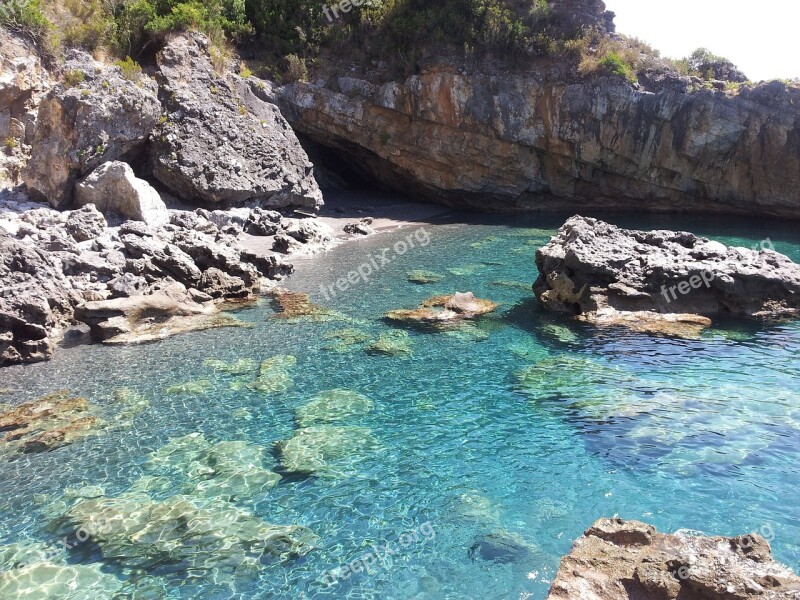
[75,161,168,228]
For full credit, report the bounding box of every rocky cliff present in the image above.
[277,69,800,218]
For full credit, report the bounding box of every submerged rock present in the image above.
[296,389,374,426]
[322,328,370,352]
[0,561,124,598]
[407,270,445,284]
[386,292,499,327]
[367,330,413,356]
[0,390,102,455]
[516,356,639,420]
[268,290,345,323]
[60,492,318,574]
[164,379,213,395]
[546,517,800,600]
[534,216,800,336]
[277,425,377,477]
[251,355,296,394]
[203,357,257,375]
[147,434,280,502]
[469,530,539,564]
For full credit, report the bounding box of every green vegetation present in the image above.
[0,0,51,47]
[596,52,635,82]
[63,69,86,87]
[283,53,307,82]
[13,0,739,88]
[115,56,143,80]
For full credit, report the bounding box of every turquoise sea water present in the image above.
[0,210,799,599]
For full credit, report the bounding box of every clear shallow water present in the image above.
[0,210,799,599]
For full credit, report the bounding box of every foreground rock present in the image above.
[151,33,321,210]
[278,71,800,218]
[546,517,800,600]
[23,50,161,208]
[0,201,293,366]
[0,229,78,364]
[533,216,800,335]
[74,282,248,344]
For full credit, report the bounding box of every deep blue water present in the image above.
[0,210,798,599]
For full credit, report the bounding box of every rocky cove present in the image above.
[1,3,800,600]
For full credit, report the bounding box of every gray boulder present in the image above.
[75,161,169,228]
[23,50,161,208]
[150,33,322,210]
[64,204,107,242]
[533,216,800,334]
[0,230,78,365]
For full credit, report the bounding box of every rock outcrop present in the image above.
[546,517,800,600]
[73,281,247,344]
[0,228,78,364]
[0,30,49,184]
[0,200,295,366]
[533,216,800,334]
[23,50,161,208]
[150,33,322,210]
[385,292,499,326]
[75,161,169,227]
[278,73,800,218]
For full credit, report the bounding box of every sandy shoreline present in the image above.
[238,189,456,261]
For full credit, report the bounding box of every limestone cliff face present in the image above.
[277,72,800,217]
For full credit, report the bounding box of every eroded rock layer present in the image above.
[278,74,800,217]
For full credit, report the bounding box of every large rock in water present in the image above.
[23,50,161,208]
[533,216,800,334]
[75,161,169,227]
[150,33,322,210]
[546,517,800,600]
[277,72,800,217]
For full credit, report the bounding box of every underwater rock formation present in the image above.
[61,492,318,573]
[147,434,281,502]
[407,270,445,284]
[0,390,102,455]
[534,216,800,335]
[366,330,413,356]
[296,389,374,427]
[250,355,297,393]
[268,290,345,323]
[546,517,800,600]
[277,425,377,477]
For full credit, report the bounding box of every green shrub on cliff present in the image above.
[596,52,636,82]
[0,0,51,46]
[112,0,252,57]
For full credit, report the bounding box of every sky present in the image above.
[603,0,800,81]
